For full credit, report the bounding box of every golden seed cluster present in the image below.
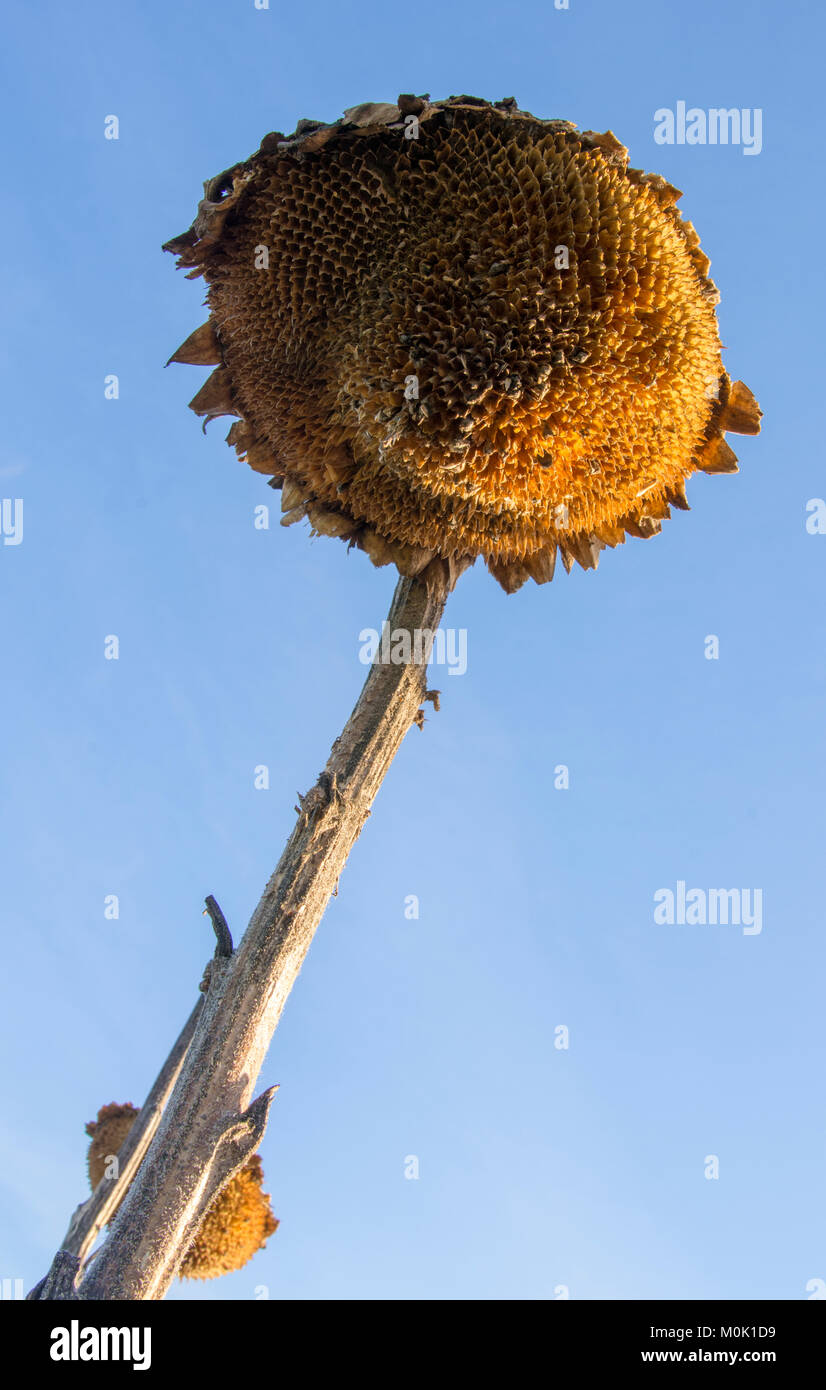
[178,1154,278,1281]
[86,1102,140,1190]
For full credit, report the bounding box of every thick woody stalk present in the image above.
[27,1003,204,1300]
[67,1002,203,1266]
[58,569,448,1300]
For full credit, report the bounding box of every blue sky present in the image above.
[1,0,823,1300]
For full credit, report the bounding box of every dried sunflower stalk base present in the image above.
[86,1104,278,1280]
[165,93,760,592]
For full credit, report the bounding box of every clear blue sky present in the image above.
[1,0,823,1301]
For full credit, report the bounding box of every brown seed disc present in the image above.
[166,96,761,590]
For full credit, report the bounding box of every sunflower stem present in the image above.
[26,999,204,1298]
[38,566,450,1301]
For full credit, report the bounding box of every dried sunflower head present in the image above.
[177,1154,278,1281]
[85,1103,278,1280]
[86,1102,139,1190]
[165,93,761,593]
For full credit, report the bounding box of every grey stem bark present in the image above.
[45,568,448,1301]
[73,1002,203,1261]
[27,1001,205,1300]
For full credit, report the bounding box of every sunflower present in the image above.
[61,93,763,1302]
[165,93,760,593]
